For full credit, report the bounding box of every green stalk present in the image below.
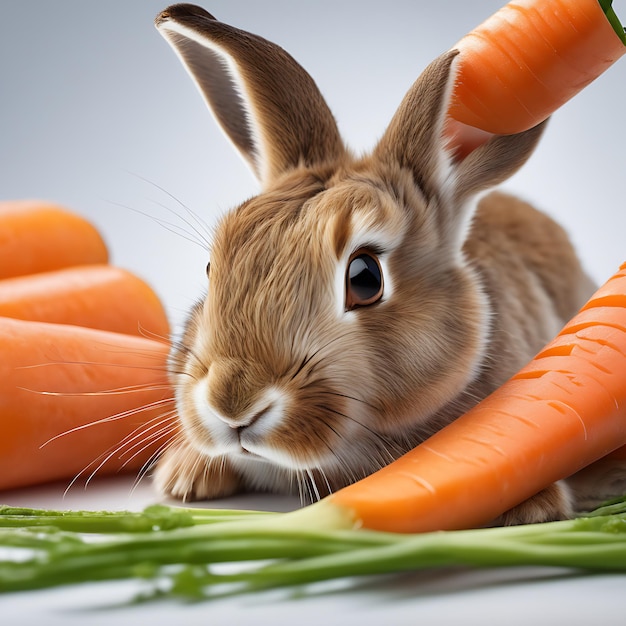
[599,0,626,44]
[0,503,274,532]
[236,517,626,593]
[0,519,396,593]
[157,513,626,597]
[0,499,625,600]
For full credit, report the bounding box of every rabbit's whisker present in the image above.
[170,338,208,375]
[61,407,173,497]
[316,403,404,461]
[304,468,321,502]
[106,199,210,252]
[127,171,214,244]
[128,427,180,496]
[17,356,169,373]
[117,412,178,461]
[20,383,171,398]
[40,396,175,448]
[80,425,170,492]
[316,389,380,412]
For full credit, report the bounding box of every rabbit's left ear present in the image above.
[155,4,346,188]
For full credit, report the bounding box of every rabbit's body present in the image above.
[153,4,624,523]
[464,190,596,393]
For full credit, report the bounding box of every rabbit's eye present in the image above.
[206,261,211,277]
[345,250,383,309]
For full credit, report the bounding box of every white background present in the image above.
[1,1,625,623]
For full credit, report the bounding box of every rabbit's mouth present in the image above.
[190,378,322,469]
[237,447,266,461]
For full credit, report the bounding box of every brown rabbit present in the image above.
[152,4,624,524]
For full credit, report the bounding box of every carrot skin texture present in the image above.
[0,317,174,491]
[329,263,626,533]
[448,0,626,135]
[0,200,109,279]
[0,264,170,338]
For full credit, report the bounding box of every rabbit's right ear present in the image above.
[373,50,546,248]
[155,4,346,188]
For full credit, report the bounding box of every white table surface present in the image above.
[2,1,626,623]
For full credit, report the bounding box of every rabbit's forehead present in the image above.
[212,176,408,263]
[313,181,409,259]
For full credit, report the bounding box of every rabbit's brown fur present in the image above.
[153,4,625,522]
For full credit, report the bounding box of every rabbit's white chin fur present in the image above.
[153,6,626,523]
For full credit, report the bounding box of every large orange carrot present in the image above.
[0,264,170,338]
[318,262,626,533]
[0,200,108,279]
[448,0,626,136]
[0,317,175,492]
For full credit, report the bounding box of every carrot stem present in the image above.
[0,498,624,598]
[599,0,626,44]
[0,504,274,533]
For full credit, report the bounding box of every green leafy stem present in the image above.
[0,498,625,600]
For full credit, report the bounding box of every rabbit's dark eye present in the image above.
[206,261,211,277]
[345,250,383,310]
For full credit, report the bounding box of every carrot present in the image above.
[447,0,626,136]
[0,317,174,492]
[0,264,170,338]
[323,262,626,533]
[0,200,108,279]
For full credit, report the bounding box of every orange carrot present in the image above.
[448,0,626,136]
[322,262,626,533]
[0,264,170,338]
[0,317,175,492]
[0,200,109,280]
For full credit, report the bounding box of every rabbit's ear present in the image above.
[451,120,546,204]
[374,50,545,217]
[155,5,345,187]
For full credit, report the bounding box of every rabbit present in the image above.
[152,4,625,524]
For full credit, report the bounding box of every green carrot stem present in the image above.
[0,504,274,533]
[0,523,396,593]
[198,516,626,594]
[0,499,624,599]
[599,0,626,44]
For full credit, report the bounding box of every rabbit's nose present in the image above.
[205,358,253,423]
[214,397,270,430]
[220,400,274,431]
[205,358,282,429]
